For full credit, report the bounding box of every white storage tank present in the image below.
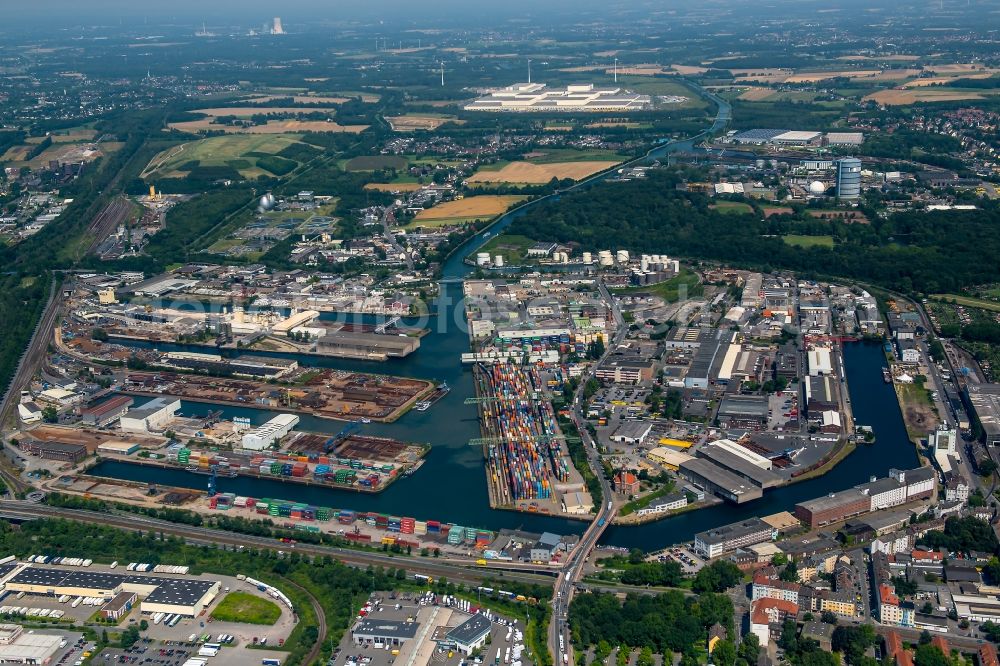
[581,251,592,264]
[476,252,491,267]
[616,250,630,263]
[494,255,504,268]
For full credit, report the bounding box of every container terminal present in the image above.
[473,363,593,519]
[120,370,433,423]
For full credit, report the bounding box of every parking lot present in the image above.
[96,638,289,666]
[652,546,705,574]
[42,630,89,666]
[330,591,531,666]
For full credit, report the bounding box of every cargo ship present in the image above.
[882,367,892,383]
[415,382,450,411]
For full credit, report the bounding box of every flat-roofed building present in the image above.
[316,332,420,361]
[0,626,61,664]
[595,358,655,384]
[967,384,1000,446]
[445,614,492,655]
[794,489,871,528]
[241,413,299,451]
[716,394,769,430]
[464,83,652,112]
[101,591,137,620]
[120,397,181,434]
[352,619,420,646]
[694,517,777,558]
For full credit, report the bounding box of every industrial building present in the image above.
[595,358,656,384]
[352,619,420,646]
[716,394,769,430]
[728,129,823,146]
[694,517,776,558]
[794,489,872,528]
[241,413,300,451]
[119,397,181,434]
[101,591,137,620]
[3,566,221,617]
[19,439,88,464]
[0,625,62,664]
[464,83,651,112]
[966,384,1000,446]
[80,395,134,427]
[697,440,782,489]
[445,614,493,655]
[315,332,420,360]
[678,458,763,504]
[160,352,298,379]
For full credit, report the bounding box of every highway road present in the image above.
[0,500,557,588]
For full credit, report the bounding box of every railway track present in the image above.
[0,501,555,587]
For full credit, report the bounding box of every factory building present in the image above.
[80,395,134,427]
[241,413,300,451]
[678,458,763,504]
[694,517,776,558]
[807,347,834,376]
[119,398,181,434]
[795,489,871,528]
[4,566,220,618]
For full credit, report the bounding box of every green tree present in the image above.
[713,639,737,666]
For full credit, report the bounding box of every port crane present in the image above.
[324,421,363,454]
[207,465,219,497]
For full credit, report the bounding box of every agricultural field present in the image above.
[169,118,367,134]
[210,592,281,625]
[364,182,423,192]
[142,134,310,179]
[386,114,463,131]
[407,195,527,228]
[863,88,999,106]
[467,150,627,185]
[781,234,835,249]
[344,155,409,171]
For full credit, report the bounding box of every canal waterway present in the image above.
[86,86,919,550]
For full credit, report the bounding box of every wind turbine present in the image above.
[527,59,532,84]
[614,58,618,83]
[440,61,445,86]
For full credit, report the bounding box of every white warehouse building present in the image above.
[241,413,300,451]
[119,398,181,434]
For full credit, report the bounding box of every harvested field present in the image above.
[467,160,619,184]
[864,88,990,105]
[903,71,999,87]
[838,54,920,61]
[364,182,423,192]
[731,68,794,83]
[412,195,526,225]
[386,115,461,131]
[738,87,776,101]
[670,64,709,75]
[51,129,98,143]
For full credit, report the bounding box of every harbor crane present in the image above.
[324,421,363,454]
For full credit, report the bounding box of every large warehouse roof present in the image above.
[6,566,217,606]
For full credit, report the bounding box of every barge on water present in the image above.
[414,382,450,412]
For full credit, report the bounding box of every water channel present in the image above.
[86,86,919,550]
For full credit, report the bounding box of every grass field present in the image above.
[143,134,305,178]
[710,201,754,215]
[408,195,527,228]
[930,294,1000,313]
[168,118,367,134]
[474,234,537,264]
[345,155,409,171]
[210,592,281,625]
[782,234,835,249]
[364,182,423,192]
[611,268,703,302]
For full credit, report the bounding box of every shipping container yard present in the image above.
[474,363,591,518]
[121,370,433,422]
